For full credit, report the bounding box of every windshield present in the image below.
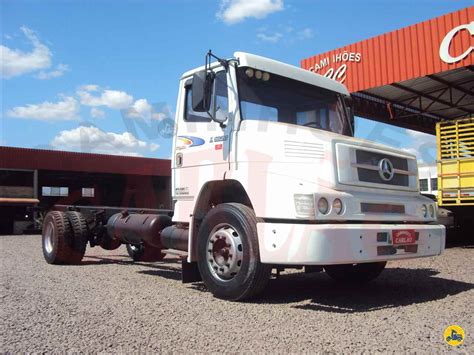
[237,67,353,136]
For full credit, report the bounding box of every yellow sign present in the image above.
[444,325,465,346]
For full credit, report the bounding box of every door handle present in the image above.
[176,153,183,167]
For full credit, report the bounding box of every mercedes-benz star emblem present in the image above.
[378,158,395,181]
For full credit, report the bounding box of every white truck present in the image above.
[41,51,445,301]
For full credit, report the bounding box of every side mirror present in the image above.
[192,70,213,112]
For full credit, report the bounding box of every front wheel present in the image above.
[197,203,271,301]
[324,262,387,283]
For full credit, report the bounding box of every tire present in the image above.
[196,203,271,301]
[42,211,73,264]
[65,211,89,264]
[324,262,387,283]
[126,243,165,262]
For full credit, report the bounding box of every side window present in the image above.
[184,86,212,122]
[184,71,228,122]
[419,178,428,191]
[213,71,229,122]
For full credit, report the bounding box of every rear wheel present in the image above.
[65,211,89,264]
[126,243,165,262]
[324,262,387,283]
[197,203,271,301]
[42,211,73,264]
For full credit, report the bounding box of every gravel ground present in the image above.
[1,234,473,353]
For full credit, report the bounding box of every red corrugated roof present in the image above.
[301,7,473,93]
[0,146,171,177]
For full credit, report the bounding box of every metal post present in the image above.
[33,170,39,229]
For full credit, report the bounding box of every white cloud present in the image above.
[257,25,314,44]
[127,98,153,118]
[77,86,134,109]
[0,26,52,78]
[79,84,100,92]
[90,107,105,119]
[1,26,69,79]
[7,96,79,121]
[35,63,69,80]
[256,32,283,43]
[50,126,158,157]
[297,28,314,40]
[217,0,284,24]
[125,98,167,120]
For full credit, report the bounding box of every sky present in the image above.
[1,0,471,162]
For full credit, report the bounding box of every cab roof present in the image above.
[181,51,350,96]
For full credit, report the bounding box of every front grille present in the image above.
[356,150,409,186]
[357,169,409,186]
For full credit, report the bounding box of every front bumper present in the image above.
[257,222,445,265]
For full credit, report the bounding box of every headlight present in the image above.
[421,204,427,217]
[429,204,435,218]
[332,198,343,215]
[294,194,315,217]
[318,197,329,215]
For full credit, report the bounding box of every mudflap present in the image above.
[181,260,202,283]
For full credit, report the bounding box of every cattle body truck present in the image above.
[436,117,474,241]
[41,52,445,301]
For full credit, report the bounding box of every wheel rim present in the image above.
[129,244,140,252]
[206,223,244,281]
[44,221,55,254]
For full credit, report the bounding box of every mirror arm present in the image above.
[207,50,230,72]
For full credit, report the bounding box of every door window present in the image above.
[184,71,228,122]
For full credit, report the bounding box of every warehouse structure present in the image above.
[0,147,171,234]
[301,6,473,134]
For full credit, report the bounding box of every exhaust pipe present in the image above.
[160,226,188,251]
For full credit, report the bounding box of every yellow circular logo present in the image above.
[444,325,465,346]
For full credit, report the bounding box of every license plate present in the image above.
[392,229,416,245]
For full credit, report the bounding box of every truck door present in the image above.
[172,69,232,222]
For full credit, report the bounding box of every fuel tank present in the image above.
[106,212,172,248]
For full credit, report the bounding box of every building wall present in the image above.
[419,164,438,195]
[0,147,172,234]
[0,169,171,235]
[37,171,171,210]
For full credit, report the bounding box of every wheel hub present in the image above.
[207,224,243,281]
[44,222,55,254]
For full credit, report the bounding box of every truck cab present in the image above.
[173,52,444,272]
